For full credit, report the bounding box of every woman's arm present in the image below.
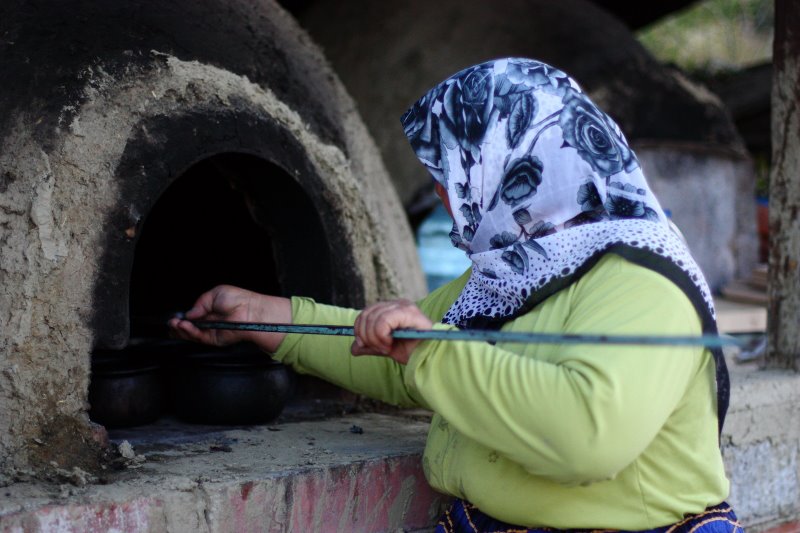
[168,285,291,352]
[270,296,428,407]
[363,260,707,485]
[272,271,470,407]
[169,285,438,408]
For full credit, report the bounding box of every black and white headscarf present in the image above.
[401,58,728,432]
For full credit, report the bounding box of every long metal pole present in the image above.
[192,321,742,348]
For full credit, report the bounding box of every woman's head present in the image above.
[402,58,667,262]
[401,58,713,329]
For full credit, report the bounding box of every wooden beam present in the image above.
[766,0,800,370]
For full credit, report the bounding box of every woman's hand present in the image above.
[167,285,291,353]
[351,299,433,365]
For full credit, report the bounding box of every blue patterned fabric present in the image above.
[400,58,713,330]
[435,499,744,533]
[401,57,729,435]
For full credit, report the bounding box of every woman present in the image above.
[170,58,741,532]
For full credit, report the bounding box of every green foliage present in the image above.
[754,153,770,198]
[637,0,773,74]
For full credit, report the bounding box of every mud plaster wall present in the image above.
[636,146,759,290]
[295,0,746,209]
[0,53,425,478]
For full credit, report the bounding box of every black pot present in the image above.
[89,351,165,428]
[170,351,291,425]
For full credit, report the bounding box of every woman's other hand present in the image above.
[168,285,291,353]
[351,299,433,365]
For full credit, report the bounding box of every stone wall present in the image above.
[637,145,759,290]
[723,361,800,530]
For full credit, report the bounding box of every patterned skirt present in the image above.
[434,499,743,533]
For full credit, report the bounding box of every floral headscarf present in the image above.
[401,58,729,431]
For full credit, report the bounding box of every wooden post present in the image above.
[766,0,800,370]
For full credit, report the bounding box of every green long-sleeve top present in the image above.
[272,253,729,529]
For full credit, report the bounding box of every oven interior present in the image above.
[90,153,355,442]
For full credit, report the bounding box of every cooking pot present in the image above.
[89,350,165,428]
[170,350,291,425]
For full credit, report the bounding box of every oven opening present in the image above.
[129,154,281,327]
[89,153,352,444]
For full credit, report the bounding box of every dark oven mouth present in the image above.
[128,153,284,335]
[89,152,349,439]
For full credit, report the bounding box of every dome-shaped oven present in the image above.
[0,0,425,476]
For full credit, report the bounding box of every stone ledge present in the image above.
[0,413,449,532]
[723,358,800,531]
[715,297,767,334]
[2,363,798,532]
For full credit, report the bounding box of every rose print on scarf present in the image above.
[527,219,556,238]
[459,202,482,226]
[559,88,639,177]
[401,58,715,334]
[577,181,603,212]
[511,210,556,239]
[494,59,569,150]
[606,182,660,221]
[514,210,552,258]
[459,202,482,246]
[440,65,495,161]
[401,88,447,183]
[504,59,571,96]
[448,221,469,252]
[505,93,536,149]
[565,181,610,228]
[454,182,471,200]
[487,156,544,210]
[490,231,519,249]
[489,212,551,266]
[502,243,530,275]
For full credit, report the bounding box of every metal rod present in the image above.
[191,320,742,348]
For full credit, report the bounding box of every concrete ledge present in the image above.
[0,413,449,532]
[715,298,767,333]
[723,358,800,531]
[2,362,798,533]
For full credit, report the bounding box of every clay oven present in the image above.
[295,0,759,291]
[0,0,425,478]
